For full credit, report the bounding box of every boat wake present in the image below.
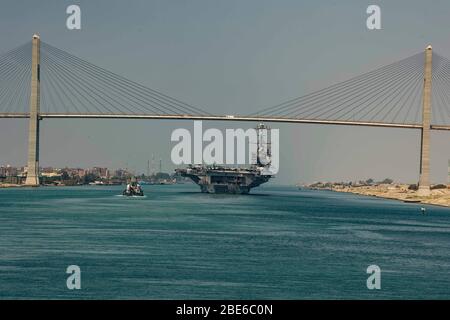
[115,194,147,199]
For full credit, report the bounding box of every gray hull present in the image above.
[176,166,272,194]
[199,184,250,194]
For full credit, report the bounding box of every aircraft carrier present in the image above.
[175,124,275,194]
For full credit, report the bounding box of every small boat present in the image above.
[403,199,421,203]
[123,177,144,197]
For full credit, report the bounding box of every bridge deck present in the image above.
[0,112,436,129]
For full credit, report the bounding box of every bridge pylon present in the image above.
[417,45,432,196]
[25,34,41,186]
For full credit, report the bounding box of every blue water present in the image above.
[0,184,449,299]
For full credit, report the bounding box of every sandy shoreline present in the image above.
[329,184,450,207]
[0,184,24,188]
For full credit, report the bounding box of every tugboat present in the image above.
[123,177,144,197]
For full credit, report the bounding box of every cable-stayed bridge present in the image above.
[1,35,450,195]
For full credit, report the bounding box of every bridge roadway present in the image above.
[2,112,450,131]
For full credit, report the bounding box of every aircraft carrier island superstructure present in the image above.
[175,124,275,194]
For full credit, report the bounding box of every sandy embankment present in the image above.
[335,184,450,207]
[0,184,24,188]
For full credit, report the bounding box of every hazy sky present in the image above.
[1,0,450,184]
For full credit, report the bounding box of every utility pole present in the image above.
[151,154,155,176]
